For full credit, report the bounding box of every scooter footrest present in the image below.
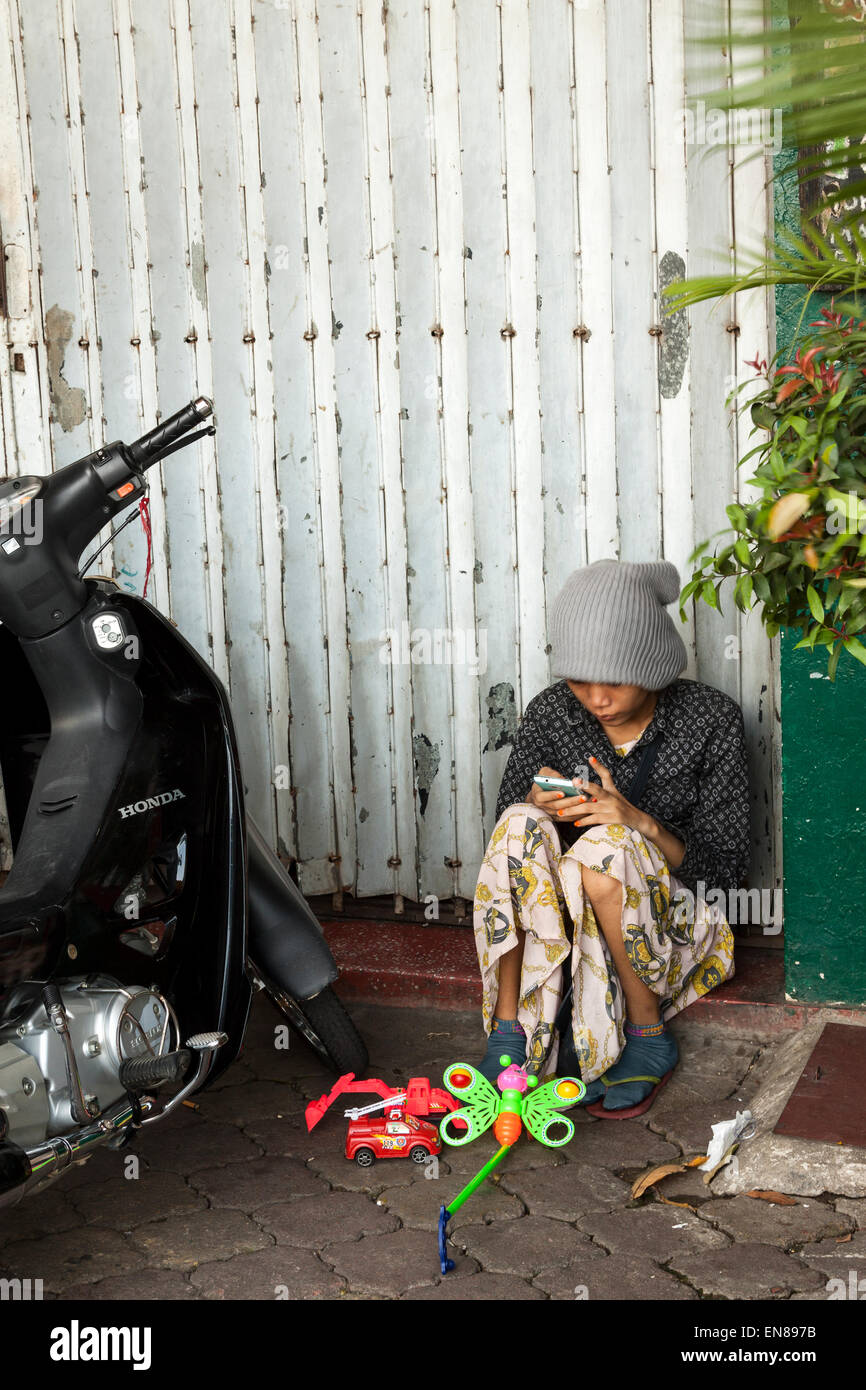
[185,1031,227,1050]
[119,1049,192,1092]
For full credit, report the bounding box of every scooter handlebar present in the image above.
[126,396,214,469]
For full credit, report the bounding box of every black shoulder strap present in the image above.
[626,733,663,806]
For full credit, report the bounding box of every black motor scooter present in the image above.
[0,397,367,1206]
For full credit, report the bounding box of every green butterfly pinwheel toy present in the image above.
[436,1057,585,1274]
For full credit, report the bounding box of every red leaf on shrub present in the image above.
[776,378,804,404]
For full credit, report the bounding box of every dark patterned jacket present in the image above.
[494,678,750,896]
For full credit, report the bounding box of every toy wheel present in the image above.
[354,1147,375,1168]
[409,1145,429,1164]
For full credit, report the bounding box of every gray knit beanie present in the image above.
[549,560,687,690]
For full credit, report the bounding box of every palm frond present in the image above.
[687,0,866,236]
[663,220,866,312]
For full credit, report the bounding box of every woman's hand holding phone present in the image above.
[531,759,643,832]
[530,760,686,869]
[539,757,648,833]
[529,766,594,810]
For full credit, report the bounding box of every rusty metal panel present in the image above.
[428,0,487,901]
[316,0,412,900]
[684,0,781,900]
[132,0,216,660]
[456,0,519,895]
[291,0,356,894]
[572,0,619,564]
[729,7,783,912]
[774,1023,866,1148]
[651,0,696,675]
[0,0,779,908]
[529,0,584,607]
[387,1,455,904]
[253,0,343,889]
[0,5,50,480]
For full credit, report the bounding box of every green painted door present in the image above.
[775,209,866,1005]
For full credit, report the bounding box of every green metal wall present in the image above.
[779,629,866,1005]
[775,136,866,1006]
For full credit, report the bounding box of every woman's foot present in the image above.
[595,1021,678,1111]
[578,1077,607,1104]
[478,1017,526,1083]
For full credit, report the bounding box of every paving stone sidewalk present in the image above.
[1,995,862,1301]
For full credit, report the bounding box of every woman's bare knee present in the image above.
[580,863,622,901]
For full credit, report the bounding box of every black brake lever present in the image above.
[77,424,216,579]
[145,423,216,468]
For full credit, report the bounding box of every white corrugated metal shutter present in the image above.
[0,0,780,905]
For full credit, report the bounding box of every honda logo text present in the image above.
[117,789,186,819]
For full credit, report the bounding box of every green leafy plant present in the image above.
[679,301,866,679]
[672,0,866,290]
[663,0,866,315]
[664,220,866,317]
[666,2,866,677]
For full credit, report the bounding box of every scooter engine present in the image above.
[0,975,179,1147]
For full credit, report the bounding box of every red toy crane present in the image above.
[305,1072,458,1132]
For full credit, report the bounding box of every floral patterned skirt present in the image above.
[473,803,735,1081]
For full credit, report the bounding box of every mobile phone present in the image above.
[532,775,594,797]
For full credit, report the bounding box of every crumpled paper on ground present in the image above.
[698,1109,755,1173]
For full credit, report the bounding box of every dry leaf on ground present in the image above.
[630,1162,686,1200]
[702,1142,739,1184]
[657,1192,698,1212]
[746,1189,799,1205]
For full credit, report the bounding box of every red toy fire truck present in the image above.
[345,1110,441,1168]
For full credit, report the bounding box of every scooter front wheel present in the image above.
[252,968,368,1076]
